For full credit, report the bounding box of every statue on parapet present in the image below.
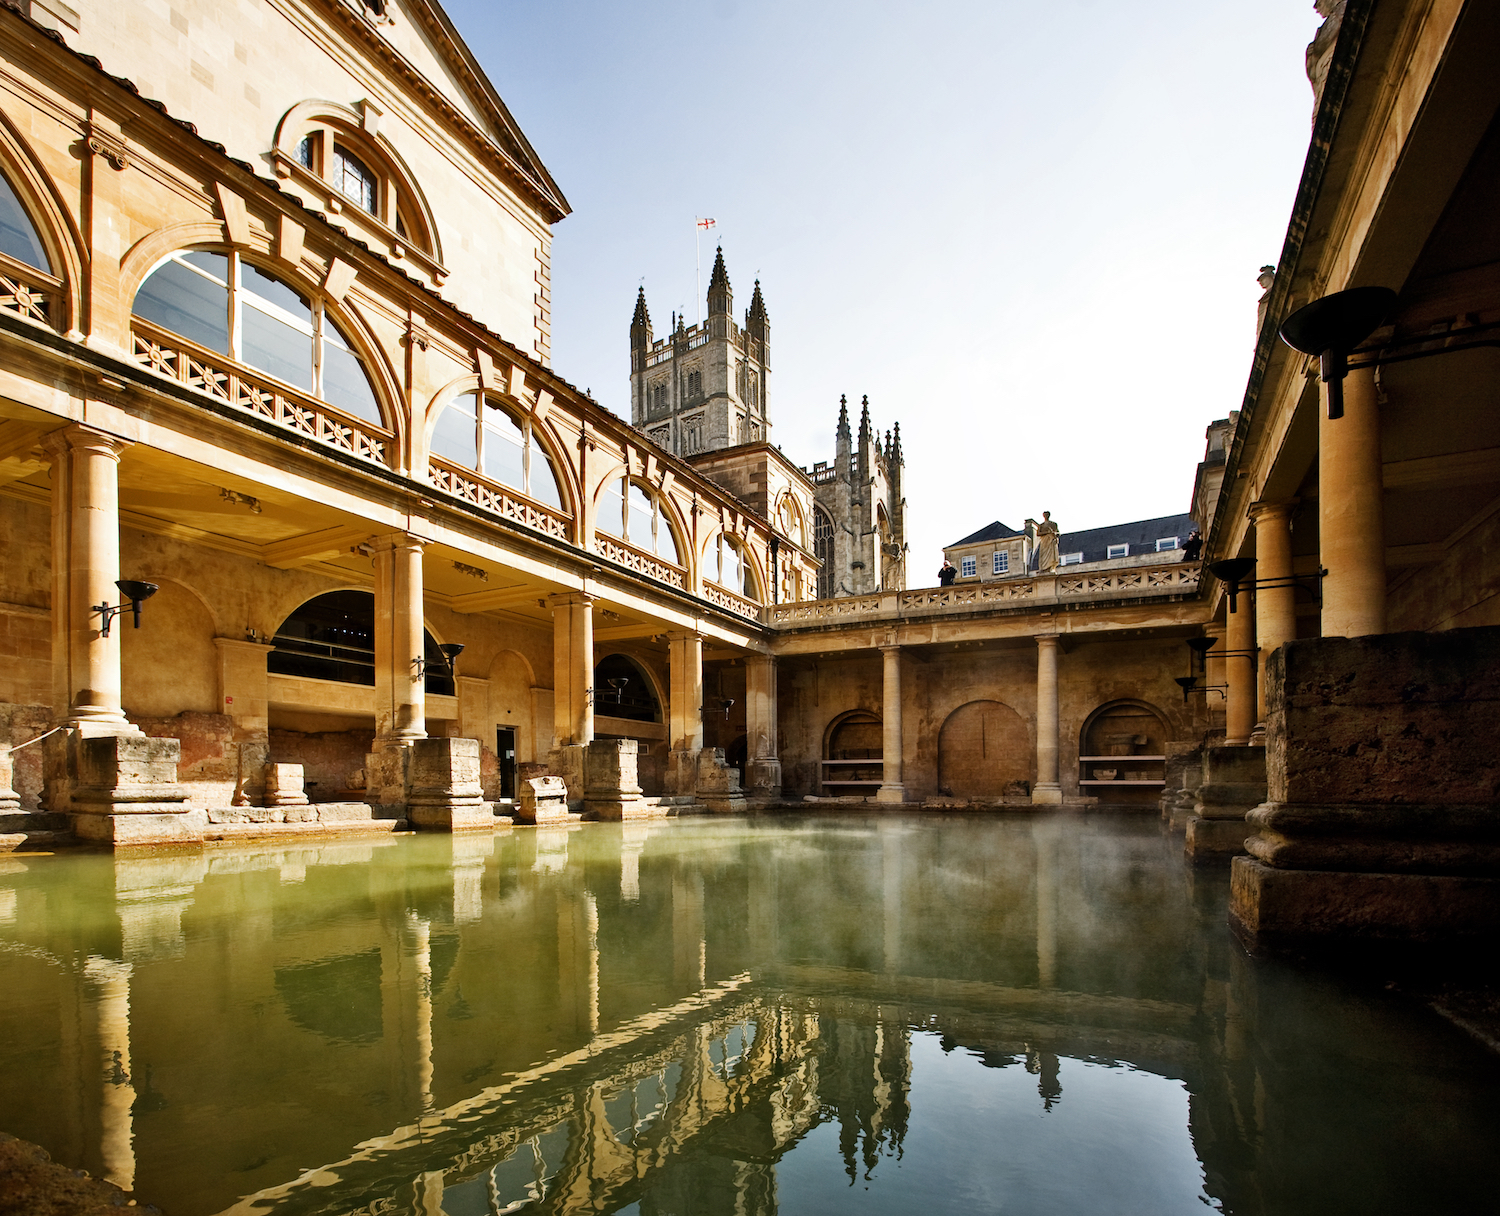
[1026,511,1061,572]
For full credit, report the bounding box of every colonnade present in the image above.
[1217,365,1389,741]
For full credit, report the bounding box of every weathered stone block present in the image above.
[697,748,747,814]
[1267,629,1500,806]
[0,747,18,813]
[72,809,209,846]
[74,735,186,804]
[407,737,489,831]
[1230,856,1500,944]
[515,775,570,824]
[263,762,309,807]
[1184,816,1252,862]
[584,739,647,821]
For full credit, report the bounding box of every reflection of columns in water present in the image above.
[408,914,434,1113]
[417,1170,445,1215]
[620,822,651,903]
[881,824,901,974]
[1032,817,1059,989]
[556,890,600,1039]
[673,873,706,992]
[83,956,135,1193]
[1024,1046,1062,1111]
[586,893,599,1038]
[533,826,572,873]
[450,834,492,925]
[748,846,778,962]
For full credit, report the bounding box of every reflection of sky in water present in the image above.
[777,1037,1209,1216]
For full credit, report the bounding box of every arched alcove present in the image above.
[1079,699,1173,805]
[822,709,882,795]
[269,590,455,696]
[592,653,662,723]
[937,700,1031,799]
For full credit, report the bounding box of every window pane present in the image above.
[655,517,680,564]
[321,316,382,425]
[242,262,312,325]
[242,302,313,390]
[430,397,477,467]
[180,250,229,281]
[333,147,377,214]
[0,174,48,272]
[600,478,625,537]
[721,542,742,592]
[133,257,229,355]
[480,405,525,488]
[627,482,655,551]
[530,451,563,509]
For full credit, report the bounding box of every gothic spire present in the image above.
[892,420,903,462]
[630,285,652,350]
[858,395,872,446]
[707,245,732,316]
[837,393,850,436]
[745,278,769,341]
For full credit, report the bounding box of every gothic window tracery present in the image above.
[429,391,563,508]
[132,248,382,425]
[813,506,834,599]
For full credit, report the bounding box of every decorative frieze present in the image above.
[131,327,390,466]
[771,596,882,623]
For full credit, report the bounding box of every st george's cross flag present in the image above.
[696,217,716,230]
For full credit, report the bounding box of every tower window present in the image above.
[686,369,702,398]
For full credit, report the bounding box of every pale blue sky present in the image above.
[449,1,1324,569]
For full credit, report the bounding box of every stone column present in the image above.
[1320,366,1386,638]
[366,534,427,810]
[549,591,595,747]
[1032,635,1062,804]
[48,427,136,735]
[1249,501,1298,725]
[743,654,781,796]
[1225,592,1256,746]
[214,638,273,806]
[666,630,703,795]
[374,533,427,744]
[875,644,905,803]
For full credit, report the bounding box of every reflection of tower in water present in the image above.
[816,1017,912,1181]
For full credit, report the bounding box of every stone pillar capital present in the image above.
[372,531,428,554]
[1248,498,1299,524]
[1035,633,1060,650]
[46,424,132,461]
[546,591,596,612]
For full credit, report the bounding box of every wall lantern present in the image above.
[1176,636,1226,703]
[1208,558,1256,613]
[606,677,629,704]
[1279,286,1397,419]
[414,642,465,678]
[95,580,158,637]
[703,696,735,720]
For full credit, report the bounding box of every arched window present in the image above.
[268,590,455,695]
[593,653,661,723]
[814,505,835,599]
[0,173,49,273]
[430,391,562,509]
[284,119,433,256]
[132,249,382,426]
[775,494,806,548]
[599,477,680,564]
[707,532,756,598]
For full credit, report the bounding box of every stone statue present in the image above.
[1307,0,1347,109]
[1028,511,1061,573]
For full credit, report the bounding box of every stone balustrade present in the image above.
[131,321,391,467]
[428,457,572,541]
[768,562,1202,627]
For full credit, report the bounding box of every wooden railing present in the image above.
[130,322,391,467]
[427,457,572,542]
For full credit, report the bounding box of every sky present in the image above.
[446,0,1325,570]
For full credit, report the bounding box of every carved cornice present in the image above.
[84,123,128,170]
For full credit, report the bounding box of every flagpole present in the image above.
[695,218,701,327]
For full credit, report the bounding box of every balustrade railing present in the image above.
[428,458,572,542]
[770,562,1202,626]
[131,322,390,467]
[0,268,55,327]
[592,534,687,590]
[703,581,760,621]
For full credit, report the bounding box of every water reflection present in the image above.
[0,818,1496,1215]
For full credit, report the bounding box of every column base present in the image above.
[406,738,488,831]
[745,758,782,797]
[1184,815,1250,863]
[1031,783,1062,805]
[1230,856,1500,946]
[666,748,701,797]
[72,809,208,846]
[875,784,906,804]
[585,797,651,821]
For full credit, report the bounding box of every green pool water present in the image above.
[0,814,1496,1215]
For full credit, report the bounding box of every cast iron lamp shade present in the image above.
[1208,558,1256,614]
[1187,636,1218,672]
[1175,675,1198,704]
[95,579,159,637]
[415,641,465,678]
[1278,286,1397,419]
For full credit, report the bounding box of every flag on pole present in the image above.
[696,217,717,230]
